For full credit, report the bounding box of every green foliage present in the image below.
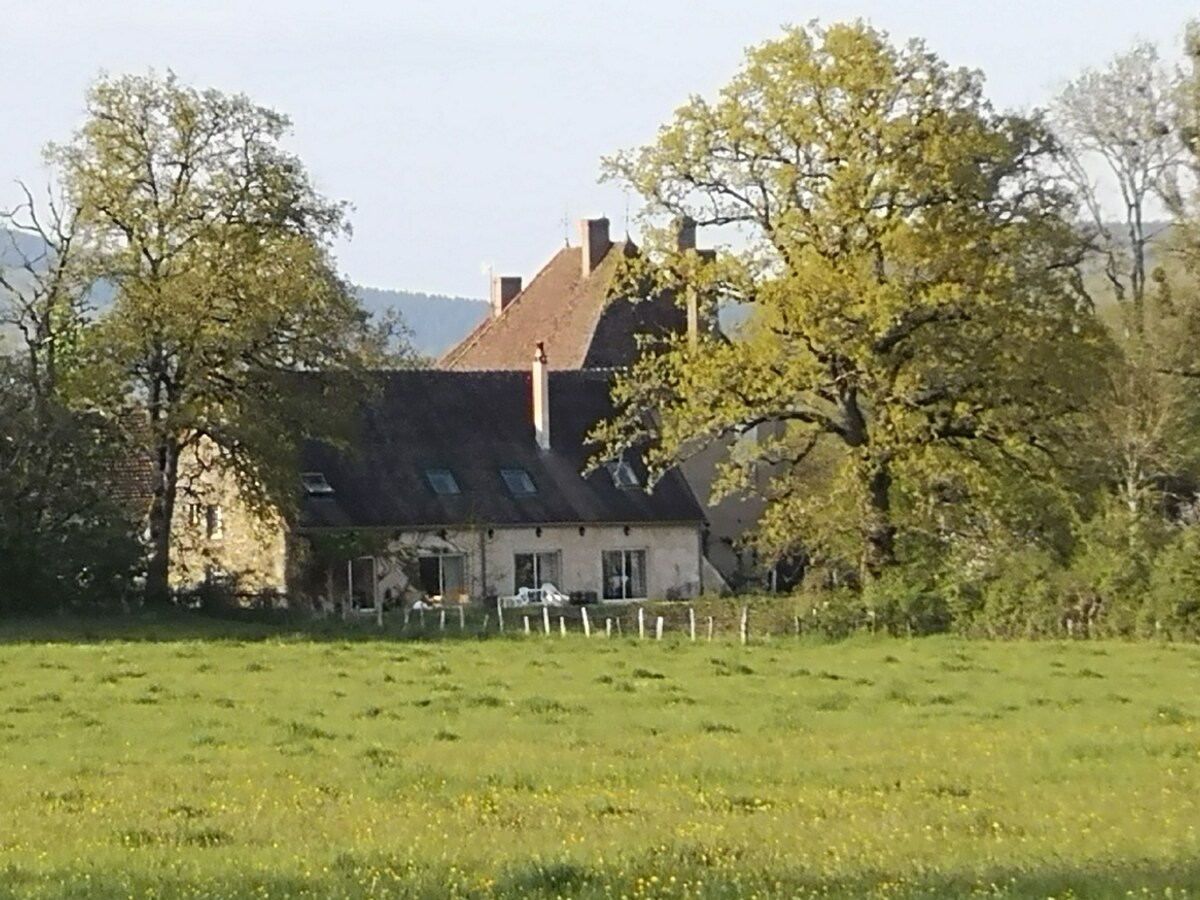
[0,365,141,612]
[1067,499,1167,636]
[49,72,392,601]
[598,21,1105,579]
[0,625,1199,897]
[1146,526,1200,639]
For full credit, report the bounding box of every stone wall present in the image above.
[169,442,288,595]
[344,522,704,606]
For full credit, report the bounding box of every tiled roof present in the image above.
[111,414,157,518]
[438,243,686,371]
[298,368,704,529]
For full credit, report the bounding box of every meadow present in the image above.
[0,615,1198,898]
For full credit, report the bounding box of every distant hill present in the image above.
[0,230,486,359]
[356,286,485,359]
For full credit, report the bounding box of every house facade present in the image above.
[439,216,766,588]
[169,355,707,608]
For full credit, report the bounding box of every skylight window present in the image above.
[500,468,537,496]
[607,460,640,489]
[301,472,334,496]
[425,468,461,496]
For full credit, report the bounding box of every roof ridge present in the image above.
[438,246,580,369]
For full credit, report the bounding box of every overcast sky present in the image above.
[2,1,1195,298]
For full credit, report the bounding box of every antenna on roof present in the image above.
[561,204,570,247]
[480,260,493,294]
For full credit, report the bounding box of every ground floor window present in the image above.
[602,549,647,600]
[330,557,377,610]
[514,550,562,593]
[418,553,466,601]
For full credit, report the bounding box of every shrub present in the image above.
[1146,526,1200,640]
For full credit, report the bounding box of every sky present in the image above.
[2,1,1195,299]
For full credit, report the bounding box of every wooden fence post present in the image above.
[459,605,466,630]
[655,616,664,641]
[605,618,612,638]
[559,616,567,637]
[496,596,504,634]
[638,607,645,640]
[439,609,446,632]
[688,606,696,642]
[707,616,714,641]
[739,605,749,645]
[376,599,384,629]
[523,616,531,635]
[581,607,591,637]
[403,608,410,629]
[542,605,551,635]
[482,613,490,633]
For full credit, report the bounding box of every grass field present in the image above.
[0,615,1198,898]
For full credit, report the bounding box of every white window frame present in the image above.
[513,550,562,593]
[601,548,648,601]
[419,552,468,600]
[346,556,378,611]
[205,504,224,541]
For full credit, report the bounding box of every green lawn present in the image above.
[0,616,1198,898]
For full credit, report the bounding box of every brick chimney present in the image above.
[675,216,697,251]
[580,217,611,278]
[687,249,718,351]
[532,341,550,451]
[490,275,522,318]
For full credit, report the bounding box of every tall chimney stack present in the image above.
[490,275,522,318]
[676,216,697,251]
[687,249,718,351]
[532,341,550,451]
[580,218,611,278]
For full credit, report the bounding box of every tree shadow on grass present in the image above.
[3,856,1200,899]
[0,609,514,645]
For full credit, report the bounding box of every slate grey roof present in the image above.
[298,368,704,530]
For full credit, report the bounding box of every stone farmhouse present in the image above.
[441,217,765,587]
[155,216,767,607]
[163,356,707,609]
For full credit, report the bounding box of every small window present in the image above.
[425,468,461,496]
[302,472,334,496]
[205,505,224,541]
[607,460,640,489]
[500,468,537,496]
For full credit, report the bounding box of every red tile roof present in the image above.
[438,242,685,371]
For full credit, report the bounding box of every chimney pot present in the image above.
[580,217,611,278]
[490,275,522,318]
[532,342,550,450]
[676,216,697,251]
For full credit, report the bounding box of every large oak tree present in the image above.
[598,22,1106,578]
[54,73,374,603]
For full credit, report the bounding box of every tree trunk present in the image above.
[144,433,180,606]
[862,457,897,577]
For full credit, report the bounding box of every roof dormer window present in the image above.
[302,471,334,496]
[425,468,461,496]
[607,460,640,489]
[500,467,537,496]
